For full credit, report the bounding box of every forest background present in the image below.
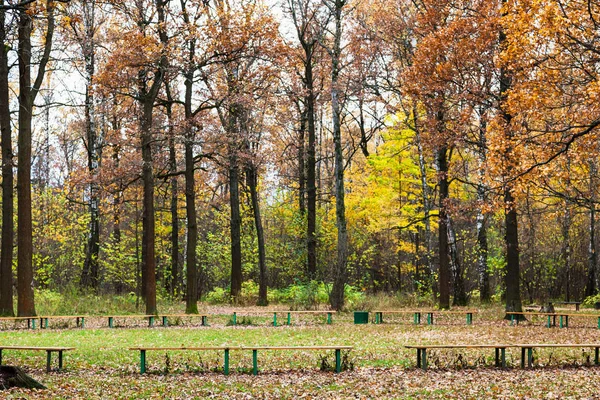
[0,0,598,317]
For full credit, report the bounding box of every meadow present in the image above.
[1,304,600,399]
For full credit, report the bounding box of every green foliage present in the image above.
[205,287,231,305]
[582,294,600,308]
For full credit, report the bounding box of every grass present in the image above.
[2,305,600,398]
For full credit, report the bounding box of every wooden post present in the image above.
[224,349,229,375]
[140,350,146,374]
[335,349,341,373]
[253,349,258,375]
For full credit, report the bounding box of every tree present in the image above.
[0,0,13,316]
[17,0,57,317]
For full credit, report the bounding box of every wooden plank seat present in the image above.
[230,310,334,326]
[405,344,510,370]
[105,315,158,328]
[129,345,352,375]
[158,314,210,327]
[373,310,477,325]
[0,346,74,372]
[38,316,87,329]
[0,316,41,330]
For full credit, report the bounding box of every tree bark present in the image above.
[436,146,450,309]
[298,103,306,215]
[586,202,597,297]
[476,113,490,302]
[16,0,55,317]
[500,0,523,317]
[448,216,467,306]
[229,152,243,299]
[167,107,179,298]
[329,0,348,311]
[80,0,101,290]
[0,3,13,316]
[247,164,268,305]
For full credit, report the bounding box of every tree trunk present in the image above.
[229,155,243,299]
[16,4,44,317]
[80,4,101,290]
[329,0,348,311]
[305,48,317,281]
[0,3,14,316]
[298,103,306,215]
[184,133,198,313]
[476,114,490,302]
[562,202,571,301]
[500,0,523,317]
[413,111,434,289]
[436,146,450,309]
[448,216,467,306]
[247,164,268,306]
[167,109,179,298]
[140,99,157,315]
[586,203,597,297]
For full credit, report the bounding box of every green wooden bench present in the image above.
[0,346,74,372]
[106,315,157,328]
[405,344,510,370]
[230,311,334,326]
[374,310,476,325]
[555,301,582,311]
[39,315,87,329]
[0,316,40,330]
[507,311,600,329]
[130,345,352,375]
[516,343,600,368]
[158,314,210,327]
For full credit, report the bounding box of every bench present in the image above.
[129,345,352,375]
[373,310,476,325]
[516,343,600,368]
[39,315,87,329]
[0,316,40,329]
[405,344,510,370]
[159,314,210,327]
[555,301,582,311]
[106,315,158,328]
[0,346,74,372]
[406,343,600,369]
[230,311,334,326]
[507,312,600,329]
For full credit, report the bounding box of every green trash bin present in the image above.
[354,311,369,324]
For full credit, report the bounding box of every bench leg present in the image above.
[148,316,154,327]
[527,348,533,367]
[224,349,229,375]
[521,348,525,368]
[375,312,380,324]
[566,315,569,328]
[273,313,277,327]
[58,351,63,371]
[109,317,114,328]
[416,349,421,368]
[421,349,427,370]
[560,316,564,329]
[140,350,146,374]
[427,313,433,325]
[596,347,599,365]
[46,351,52,373]
[202,316,208,326]
[162,316,168,327]
[466,313,472,325]
[501,348,506,368]
[495,348,499,367]
[81,317,85,329]
[547,316,551,328]
[232,312,237,326]
[327,312,332,325]
[287,313,291,325]
[335,349,341,373]
[253,350,258,375]
[414,313,421,325]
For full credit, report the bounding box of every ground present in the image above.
[1,306,600,399]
